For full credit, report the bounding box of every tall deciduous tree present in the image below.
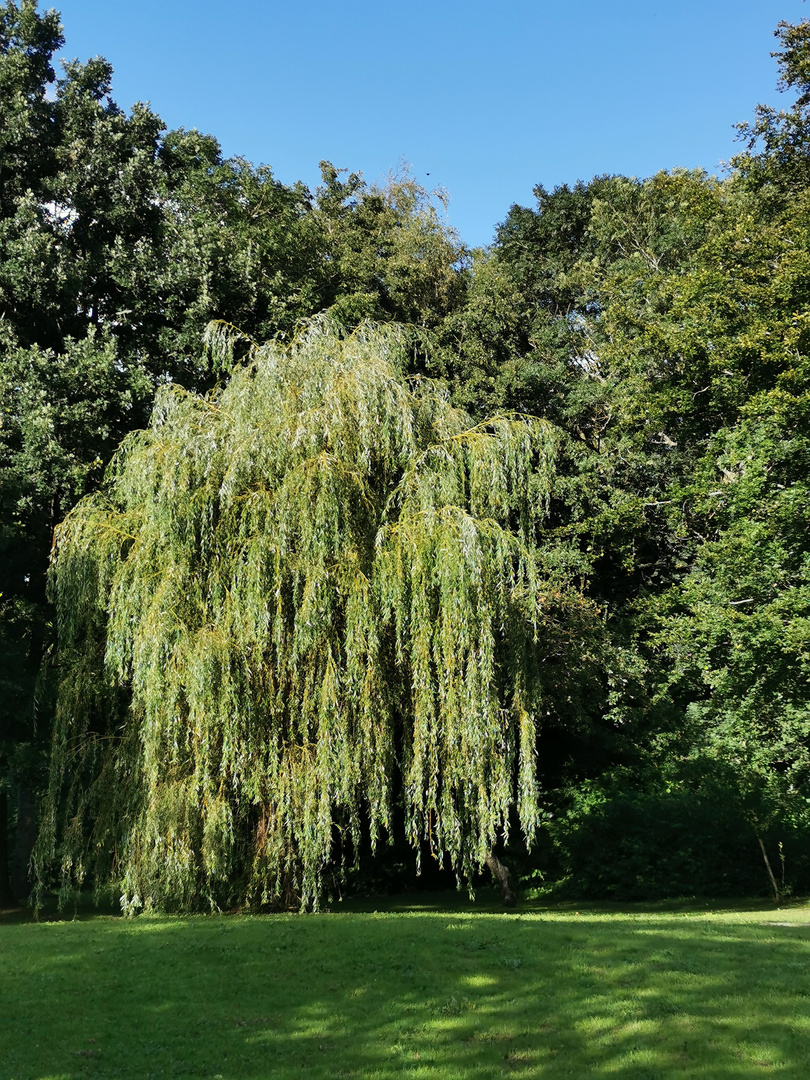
[734,18,810,197]
[36,321,598,911]
[314,162,468,330]
[0,0,170,901]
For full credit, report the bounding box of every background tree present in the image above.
[431,21,810,897]
[314,162,469,330]
[734,18,810,198]
[0,0,176,900]
[155,132,326,374]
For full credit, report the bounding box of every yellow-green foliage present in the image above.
[38,320,585,911]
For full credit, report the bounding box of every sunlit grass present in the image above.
[3,895,810,1078]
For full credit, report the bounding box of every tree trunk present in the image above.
[0,788,15,908]
[12,783,37,904]
[485,850,516,907]
[757,834,781,903]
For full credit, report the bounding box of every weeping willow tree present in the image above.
[36,319,596,912]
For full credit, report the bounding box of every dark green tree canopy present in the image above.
[734,19,810,195]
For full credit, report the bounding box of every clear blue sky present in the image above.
[53,0,807,249]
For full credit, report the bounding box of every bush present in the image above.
[542,786,810,901]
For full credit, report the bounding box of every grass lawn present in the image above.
[2,892,810,1079]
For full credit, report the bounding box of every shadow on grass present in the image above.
[4,884,803,923]
[4,900,810,1079]
[1,890,122,925]
[336,888,803,918]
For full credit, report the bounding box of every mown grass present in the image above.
[3,893,810,1079]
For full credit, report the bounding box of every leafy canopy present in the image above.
[39,320,592,911]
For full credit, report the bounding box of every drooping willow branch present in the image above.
[36,318,594,912]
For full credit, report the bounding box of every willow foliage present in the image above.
[38,320,589,911]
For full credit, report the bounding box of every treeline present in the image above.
[2,1,810,907]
